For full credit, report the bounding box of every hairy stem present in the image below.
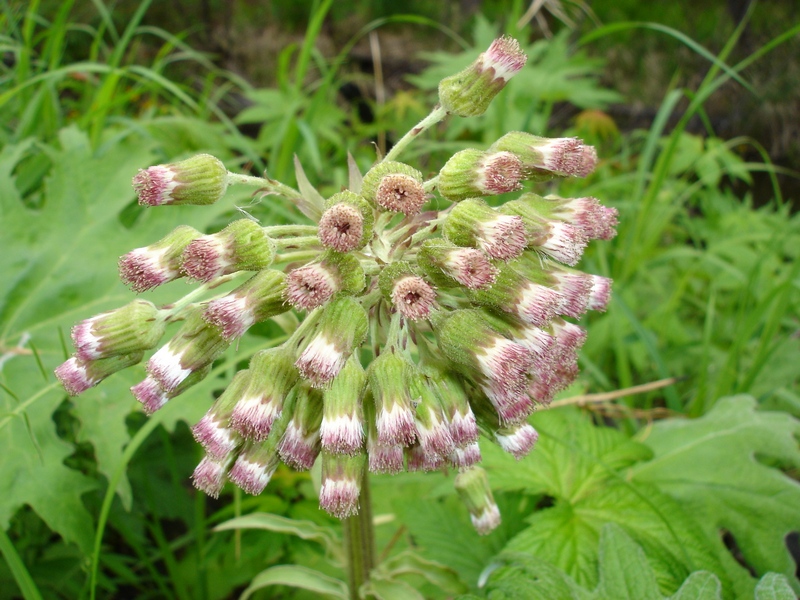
[343,471,375,599]
[382,105,448,163]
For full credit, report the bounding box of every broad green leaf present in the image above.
[754,573,796,600]
[475,553,591,600]
[494,407,754,598]
[214,512,341,557]
[670,571,722,600]
[239,565,348,600]
[633,396,800,590]
[595,524,661,600]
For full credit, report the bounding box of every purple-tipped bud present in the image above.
[319,452,365,519]
[203,270,288,340]
[55,352,143,397]
[434,310,534,394]
[131,364,212,415]
[231,347,298,441]
[321,357,366,455]
[467,262,561,327]
[133,154,228,207]
[119,225,201,292]
[192,454,232,499]
[368,352,418,446]
[229,443,280,496]
[72,300,165,361]
[146,310,229,392]
[425,368,479,447]
[278,385,323,470]
[490,132,597,179]
[495,423,538,460]
[368,442,405,474]
[444,198,526,261]
[409,375,456,458]
[295,296,368,388]
[538,195,619,241]
[318,190,374,252]
[500,198,590,266]
[550,270,593,319]
[182,219,276,282]
[319,205,363,252]
[454,467,501,535]
[361,162,426,215]
[437,149,523,201]
[438,36,527,117]
[405,442,445,472]
[285,252,365,311]
[379,262,437,321]
[191,370,250,460]
[587,275,613,312]
[419,240,498,290]
[448,442,482,469]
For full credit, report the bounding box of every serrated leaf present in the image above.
[475,552,591,600]
[632,396,800,590]
[214,512,341,557]
[595,524,661,600]
[670,571,722,600]
[754,573,796,600]
[496,407,754,598]
[239,565,348,600]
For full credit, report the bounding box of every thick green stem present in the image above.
[343,471,375,599]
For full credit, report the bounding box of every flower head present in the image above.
[439,36,527,117]
[133,154,228,207]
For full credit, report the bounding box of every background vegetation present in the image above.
[1,0,798,598]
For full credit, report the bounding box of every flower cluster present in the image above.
[56,35,617,535]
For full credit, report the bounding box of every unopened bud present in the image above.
[444,198,526,261]
[182,219,275,282]
[295,296,368,387]
[490,132,597,179]
[133,154,228,207]
[437,149,522,201]
[418,240,498,290]
[368,351,418,446]
[55,352,143,397]
[454,466,501,534]
[119,225,201,292]
[72,300,165,361]
[203,270,288,340]
[361,162,426,215]
[439,36,527,117]
[285,252,365,311]
[318,191,374,252]
[278,384,324,470]
[319,451,366,518]
[321,356,366,455]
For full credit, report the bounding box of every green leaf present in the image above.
[239,565,348,600]
[670,571,722,600]
[754,573,797,600]
[632,396,800,590]
[492,407,754,598]
[214,512,341,557]
[595,524,662,600]
[478,553,591,600]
